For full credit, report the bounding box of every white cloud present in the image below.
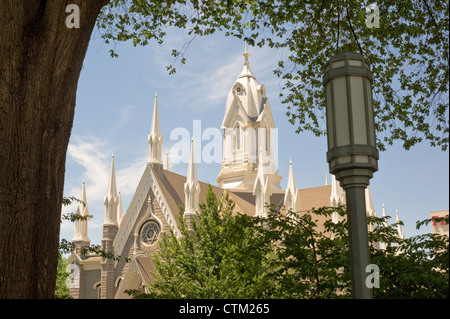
[62,135,151,243]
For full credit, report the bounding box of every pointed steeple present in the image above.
[238,41,255,79]
[380,203,390,250]
[330,174,344,223]
[104,154,119,225]
[395,209,405,240]
[325,173,329,186]
[117,191,124,226]
[253,148,272,217]
[330,174,344,206]
[365,186,376,216]
[107,154,117,199]
[184,139,200,215]
[365,186,377,232]
[381,204,389,227]
[166,152,170,171]
[284,159,301,212]
[217,43,282,193]
[73,180,90,242]
[395,209,405,254]
[148,92,163,165]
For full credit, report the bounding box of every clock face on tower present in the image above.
[139,220,161,246]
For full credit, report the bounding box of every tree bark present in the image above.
[0,0,107,298]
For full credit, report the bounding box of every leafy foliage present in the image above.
[97,0,448,151]
[55,196,130,298]
[54,251,72,299]
[131,185,274,298]
[129,186,448,299]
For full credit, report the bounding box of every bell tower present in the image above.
[217,42,282,193]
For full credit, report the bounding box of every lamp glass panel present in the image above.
[326,83,334,149]
[332,60,346,68]
[338,155,352,164]
[354,155,369,163]
[348,59,362,66]
[333,77,351,146]
[350,76,367,145]
[365,79,376,147]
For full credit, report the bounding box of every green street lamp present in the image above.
[323,52,379,299]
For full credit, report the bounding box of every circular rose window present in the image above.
[140,220,161,246]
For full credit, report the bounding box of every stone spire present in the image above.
[380,203,390,250]
[365,186,377,232]
[330,174,344,223]
[184,139,200,230]
[117,191,124,226]
[73,180,90,243]
[148,92,163,165]
[217,43,283,193]
[253,148,272,217]
[104,154,119,226]
[284,159,300,212]
[101,154,120,299]
[184,139,200,215]
[395,209,405,240]
[381,204,389,227]
[238,40,255,79]
[330,174,344,206]
[395,209,405,255]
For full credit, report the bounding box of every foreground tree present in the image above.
[130,188,448,299]
[265,207,449,298]
[1,0,447,299]
[101,0,449,151]
[130,186,274,298]
[54,252,72,299]
[0,1,110,298]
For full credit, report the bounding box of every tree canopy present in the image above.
[129,186,449,299]
[98,0,449,151]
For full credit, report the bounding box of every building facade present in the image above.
[68,46,402,299]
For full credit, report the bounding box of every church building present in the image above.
[68,45,402,299]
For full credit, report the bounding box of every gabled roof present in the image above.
[153,168,265,218]
[155,168,332,220]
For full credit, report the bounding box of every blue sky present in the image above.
[60,28,449,247]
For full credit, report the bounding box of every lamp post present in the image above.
[323,52,379,299]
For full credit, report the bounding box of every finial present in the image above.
[155,91,157,98]
[166,152,169,170]
[243,40,250,63]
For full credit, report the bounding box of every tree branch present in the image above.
[346,6,363,55]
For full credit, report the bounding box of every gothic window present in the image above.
[234,124,241,150]
[139,220,161,246]
[94,282,101,299]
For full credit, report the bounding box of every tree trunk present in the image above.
[0,0,107,298]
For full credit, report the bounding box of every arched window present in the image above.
[234,124,241,150]
[93,282,101,299]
